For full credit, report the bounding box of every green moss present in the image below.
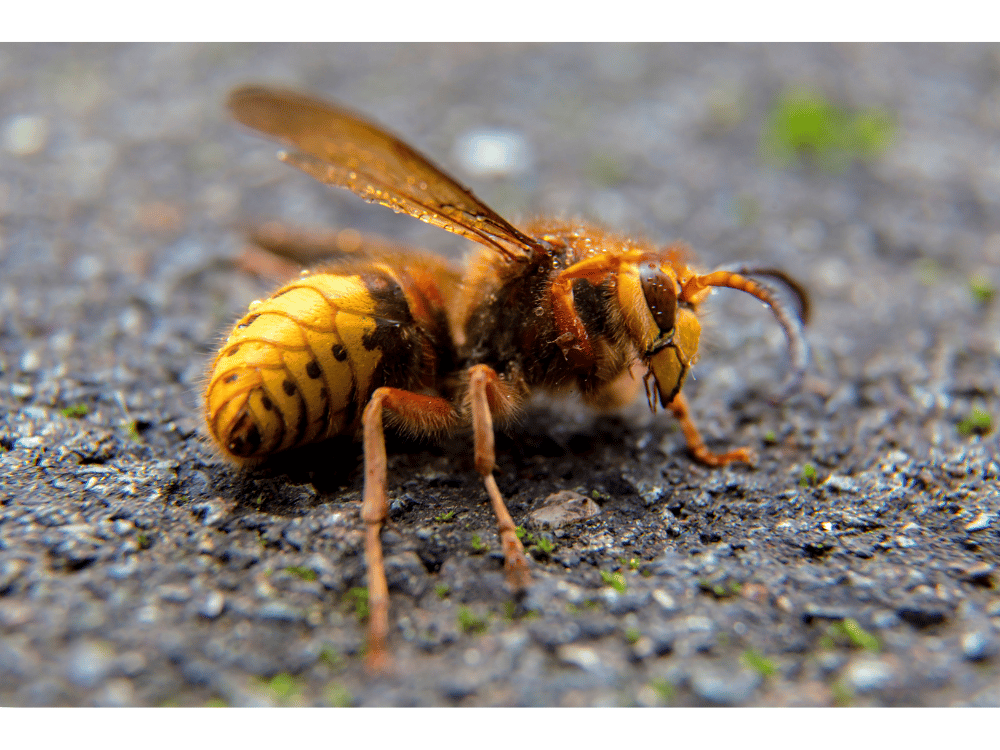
[625,627,641,645]
[318,645,344,669]
[503,600,518,621]
[457,606,488,635]
[261,672,302,703]
[741,649,777,677]
[204,696,228,707]
[324,683,353,708]
[763,430,778,445]
[434,583,450,599]
[831,680,854,707]
[648,679,676,705]
[60,403,89,418]
[434,510,456,523]
[124,420,142,442]
[470,534,488,553]
[762,88,895,170]
[285,566,318,582]
[345,587,369,622]
[841,618,881,652]
[699,579,742,598]
[601,570,627,593]
[957,406,993,437]
[799,463,818,487]
[514,526,556,558]
[532,535,555,556]
[969,273,996,305]
[824,618,881,653]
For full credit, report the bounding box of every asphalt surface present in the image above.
[1,44,998,706]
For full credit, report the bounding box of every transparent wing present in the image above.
[228,86,542,263]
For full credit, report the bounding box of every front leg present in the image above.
[667,391,754,467]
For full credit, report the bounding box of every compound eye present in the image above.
[639,262,677,337]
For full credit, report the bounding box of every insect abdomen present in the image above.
[205,273,388,462]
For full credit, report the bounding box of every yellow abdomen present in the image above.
[205,273,385,462]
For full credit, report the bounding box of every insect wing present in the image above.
[228,86,543,263]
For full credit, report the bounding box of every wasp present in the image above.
[205,86,809,672]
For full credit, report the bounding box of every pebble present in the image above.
[871,610,901,628]
[9,383,34,400]
[529,619,581,648]
[964,513,993,532]
[689,665,761,705]
[256,601,303,623]
[94,678,136,707]
[192,498,232,528]
[961,631,997,662]
[823,474,859,493]
[0,559,27,593]
[198,591,225,619]
[652,589,678,612]
[65,641,115,688]
[803,603,853,622]
[556,644,602,673]
[0,638,38,677]
[528,491,601,529]
[602,588,650,615]
[3,114,49,156]
[897,603,948,628]
[19,349,42,373]
[107,559,138,579]
[843,657,895,693]
[961,562,995,586]
[383,552,430,598]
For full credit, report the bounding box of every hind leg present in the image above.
[361,387,457,673]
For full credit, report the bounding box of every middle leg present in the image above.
[466,364,531,590]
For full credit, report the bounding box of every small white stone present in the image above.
[652,589,678,612]
[3,114,49,156]
[965,513,993,532]
[19,349,41,373]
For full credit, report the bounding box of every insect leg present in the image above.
[467,365,532,590]
[548,253,640,360]
[361,387,458,673]
[666,391,755,466]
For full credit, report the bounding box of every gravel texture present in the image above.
[1,43,998,707]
